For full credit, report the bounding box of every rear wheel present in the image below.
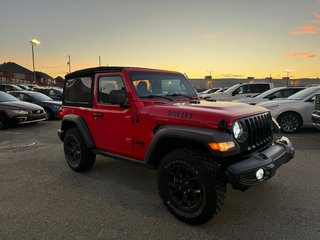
[278,112,302,134]
[64,128,96,172]
[157,148,226,225]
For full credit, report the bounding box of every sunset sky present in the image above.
[1,0,320,79]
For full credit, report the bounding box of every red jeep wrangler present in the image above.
[58,67,294,225]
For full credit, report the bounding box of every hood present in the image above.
[147,100,268,128]
[233,97,260,104]
[257,99,297,107]
[0,100,43,110]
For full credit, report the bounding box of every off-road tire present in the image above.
[64,127,96,172]
[157,148,226,225]
[277,112,302,134]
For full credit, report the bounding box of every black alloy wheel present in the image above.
[64,128,96,172]
[157,148,226,225]
[278,112,301,134]
[166,164,203,212]
[65,136,81,168]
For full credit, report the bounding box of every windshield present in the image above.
[28,92,53,101]
[0,91,18,102]
[287,87,320,100]
[129,72,197,99]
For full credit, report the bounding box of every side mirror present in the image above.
[268,96,275,100]
[110,90,130,108]
[232,91,236,96]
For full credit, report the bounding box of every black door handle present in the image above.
[93,113,104,117]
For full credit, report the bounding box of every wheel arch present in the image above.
[145,125,234,169]
[59,114,95,149]
[277,111,304,126]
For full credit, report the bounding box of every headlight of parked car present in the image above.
[265,105,279,110]
[232,120,248,143]
[9,109,29,115]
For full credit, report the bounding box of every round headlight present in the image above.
[232,120,248,143]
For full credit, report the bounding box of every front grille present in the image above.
[242,112,273,151]
[32,109,44,115]
[315,93,320,111]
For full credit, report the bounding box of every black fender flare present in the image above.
[144,125,238,166]
[59,114,95,149]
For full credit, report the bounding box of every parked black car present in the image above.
[0,91,46,130]
[0,84,23,92]
[34,87,63,100]
[9,91,62,120]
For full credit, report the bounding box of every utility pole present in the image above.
[285,69,293,86]
[67,55,71,73]
[99,56,101,67]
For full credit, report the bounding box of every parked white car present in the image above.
[233,86,305,105]
[209,82,274,101]
[198,88,220,99]
[257,86,320,133]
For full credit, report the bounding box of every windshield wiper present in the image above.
[141,94,174,101]
[165,93,200,103]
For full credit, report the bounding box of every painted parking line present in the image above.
[2,131,21,135]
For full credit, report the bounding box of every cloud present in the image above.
[291,25,319,35]
[310,11,320,23]
[287,52,317,58]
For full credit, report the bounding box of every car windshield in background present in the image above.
[0,91,18,102]
[287,87,320,100]
[129,72,197,98]
[28,92,54,101]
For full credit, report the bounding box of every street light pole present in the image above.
[30,39,40,85]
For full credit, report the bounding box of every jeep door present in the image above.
[92,74,134,156]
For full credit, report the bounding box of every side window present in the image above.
[98,76,125,104]
[268,91,281,98]
[64,77,92,106]
[283,89,300,98]
[257,84,269,93]
[49,89,56,97]
[235,85,250,94]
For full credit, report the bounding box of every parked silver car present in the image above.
[234,87,305,105]
[257,86,320,133]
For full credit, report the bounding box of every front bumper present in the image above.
[227,136,294,189]
[311,110,320,129]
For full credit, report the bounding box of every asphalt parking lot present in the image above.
[0,121,320,240]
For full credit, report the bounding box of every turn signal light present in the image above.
[208,141,235,152]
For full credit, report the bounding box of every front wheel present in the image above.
[157,148,226,225]
[64,128,96,172]
[278,112,302,134]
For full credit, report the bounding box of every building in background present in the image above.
[54,76,65,88]
[0,62,33,84]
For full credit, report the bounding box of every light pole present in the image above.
[285,69,293,86]
[30,39,40,84]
